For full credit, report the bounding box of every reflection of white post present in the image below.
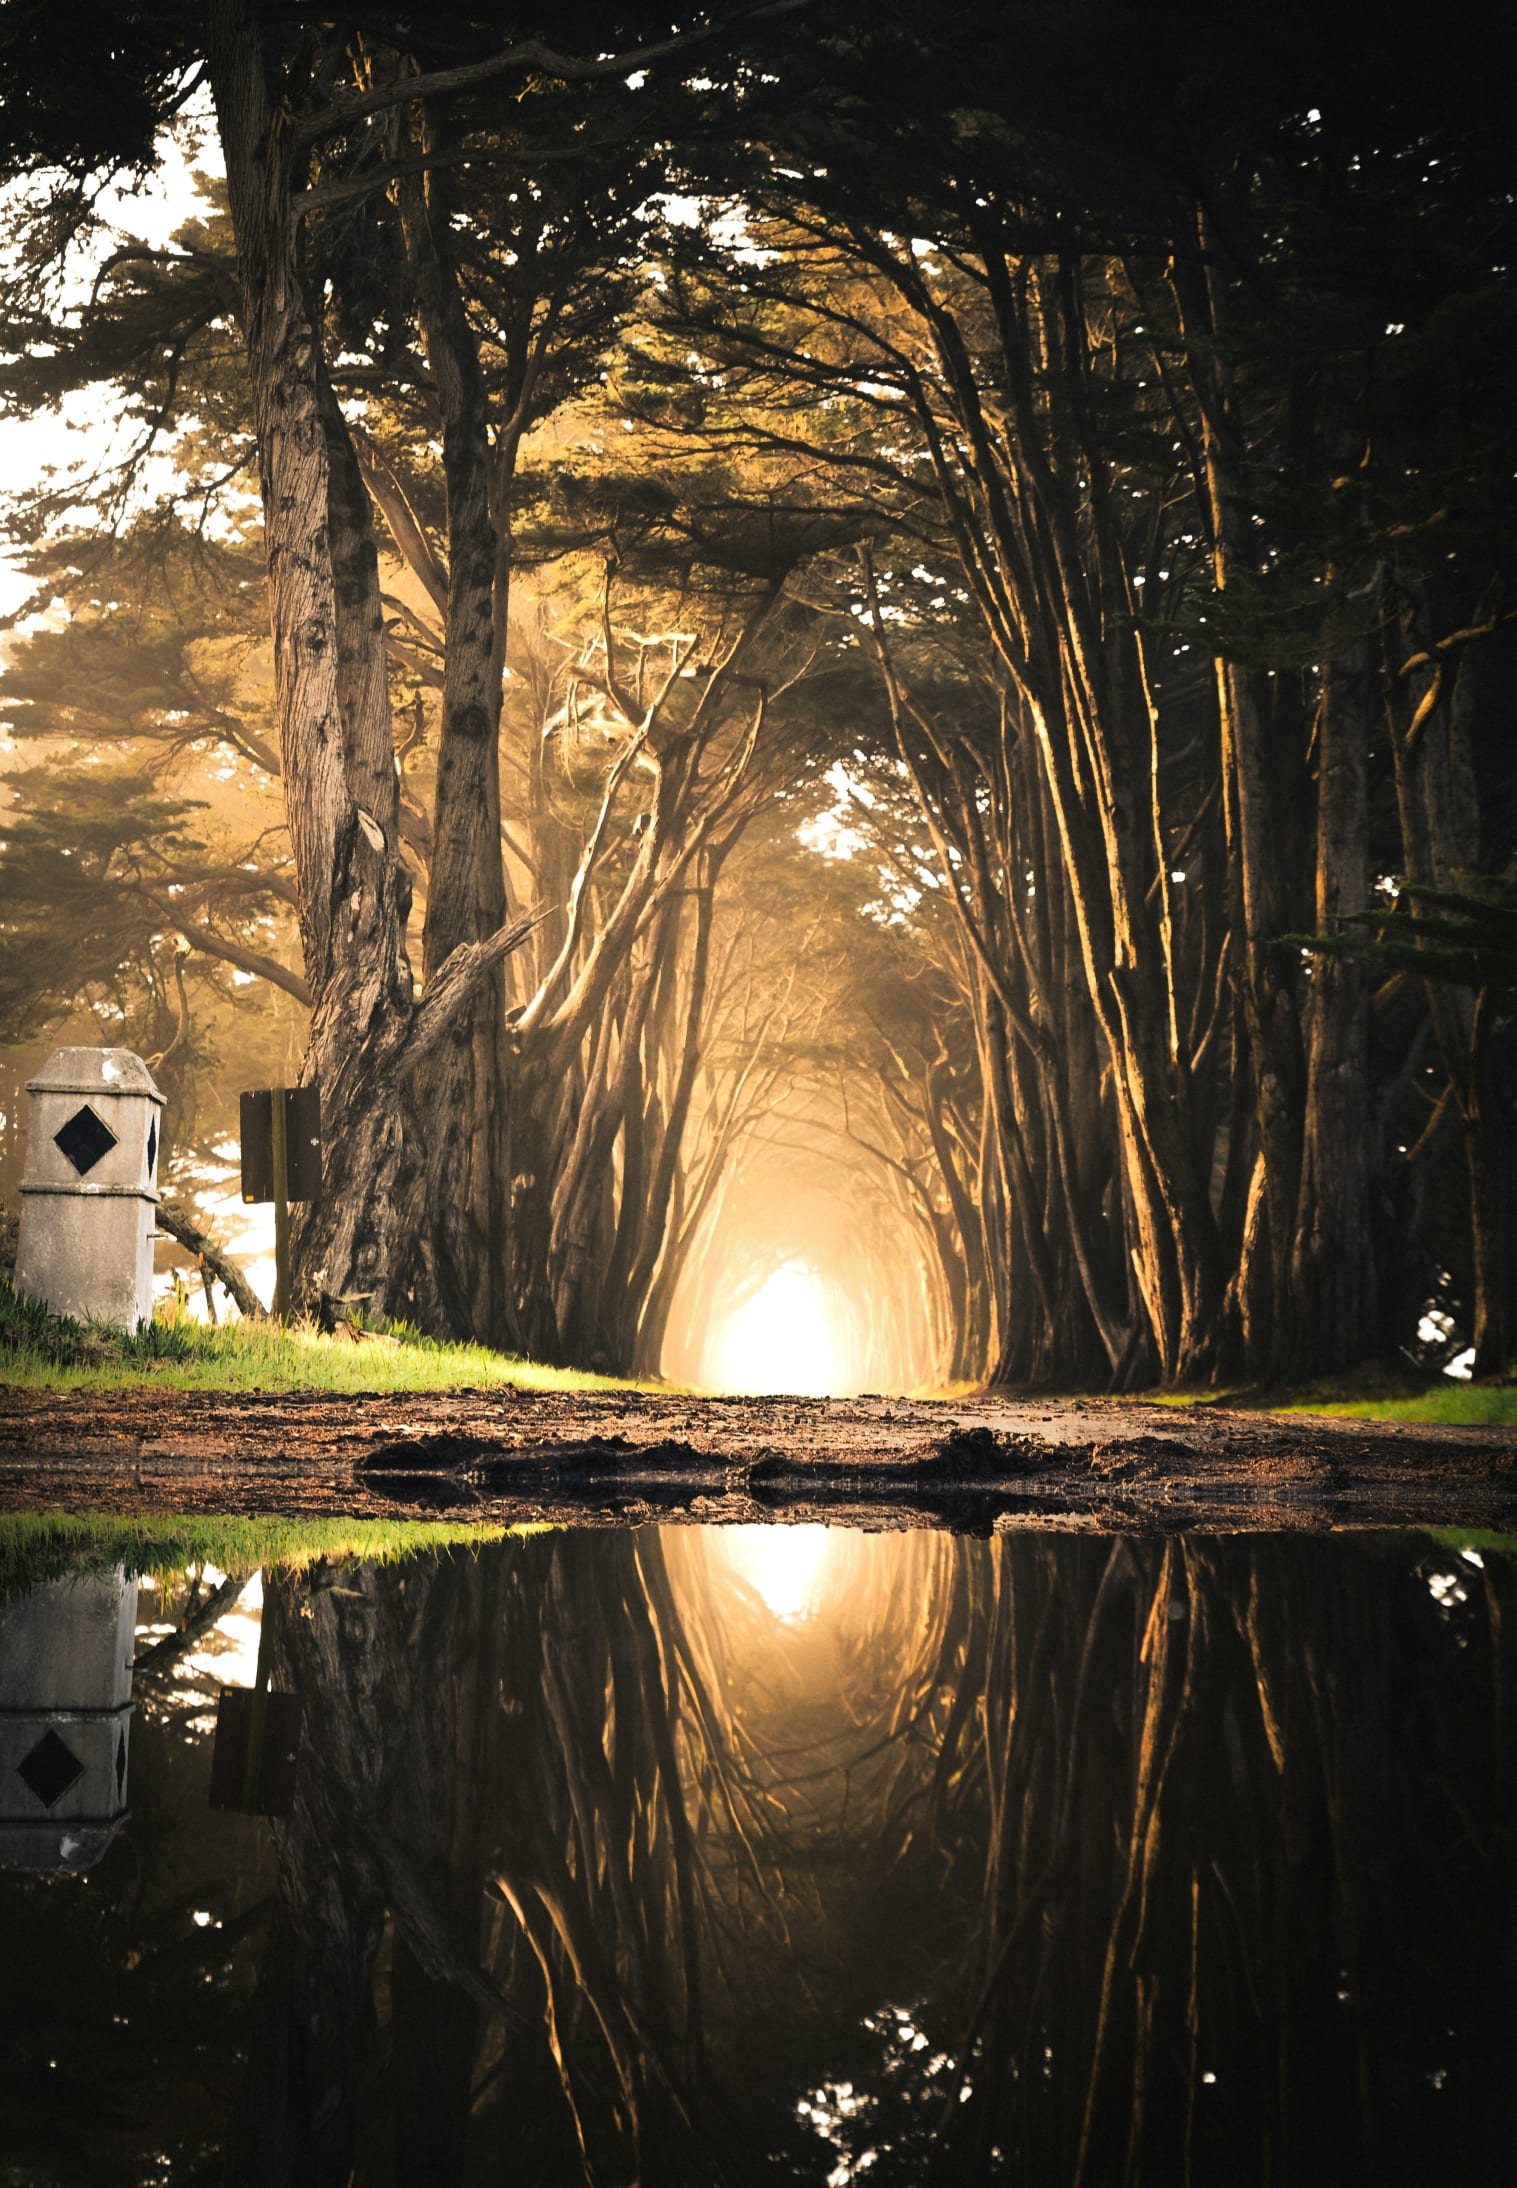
[13,1047,164,1329]
[0,1568,137,1872]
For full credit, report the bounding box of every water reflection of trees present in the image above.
[243,1532,739,2185]
[243,1529,1517,2185]
[0,1563,272,2187]
[845,1534,1517,2186]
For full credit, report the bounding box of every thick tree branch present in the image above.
[156,1198,267,1320]
[134,1571,250,1675]
[403,906,551,1074]
[147,902,313,1004]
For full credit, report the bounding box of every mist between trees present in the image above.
[0,0,1512,1387]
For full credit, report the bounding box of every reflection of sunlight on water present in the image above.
[722,1525,832,1622]
[175,1567,263,1688]
[712,1265,841,1396]
[796,2002,963,2184]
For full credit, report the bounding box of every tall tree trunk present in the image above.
[400,143,513,1344]
[209,0,417,1316]
[1390,598,1511,1376]
[1170,226,1304,1378]
[1289,632,1380,1372]
[1465,996,1510,1376]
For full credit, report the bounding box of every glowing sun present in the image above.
[710,1263,841,1396]
[721,1524,833,1621]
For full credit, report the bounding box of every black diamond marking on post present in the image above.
[18,1727,85,1809]
[54,1104,118,1176]
[146,1117,157,1177]
[115,1728,127,1800]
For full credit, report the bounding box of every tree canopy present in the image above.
[1,0,1512,1384]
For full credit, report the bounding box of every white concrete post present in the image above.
[0,1568,137,1871]
[13,1047,165,1329]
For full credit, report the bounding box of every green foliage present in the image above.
[0,527,268,749]
[0,1,197,181]
[1423,1526,1517,1560]
[0,1272,211,1372]
[1289,876,1517,991]
[0,153,296,1161]
[0,763,208,1028]
[0,511,302,1159]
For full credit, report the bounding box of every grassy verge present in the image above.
[1424,1526,1517,1560]
[0,1510,524,1597]
[1279,1384,1517,1427]
[0,1275,659,1396]
[1147,1372,1517,1428]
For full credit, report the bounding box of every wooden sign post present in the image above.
[269,1080,290,1322]
[240,1085,321,1323]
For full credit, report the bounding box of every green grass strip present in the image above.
[1276,1386,1517,1426]
[1422,1526,1517,1561]
[0,1509,532,1597]
[1145,1376,1517,1427]
[0,1274,662,1395]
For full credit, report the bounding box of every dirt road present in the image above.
[0,1382,1513,1532]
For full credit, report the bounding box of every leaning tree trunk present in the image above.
[613,867,721,1369]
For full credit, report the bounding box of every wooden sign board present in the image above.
[240,1087,322,1203]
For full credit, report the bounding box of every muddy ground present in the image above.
[0,1382,1513,1534]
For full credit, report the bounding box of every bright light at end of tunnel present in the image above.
[711,1264,841,1396]
[722,1525,833,1621]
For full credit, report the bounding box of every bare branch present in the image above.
[145,900,313,1004]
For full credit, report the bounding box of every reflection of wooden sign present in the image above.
[208,1686,303,1818]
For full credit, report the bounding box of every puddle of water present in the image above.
[1,1526,1514,2184]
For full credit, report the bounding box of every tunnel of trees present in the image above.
[0,0,1512,1388]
